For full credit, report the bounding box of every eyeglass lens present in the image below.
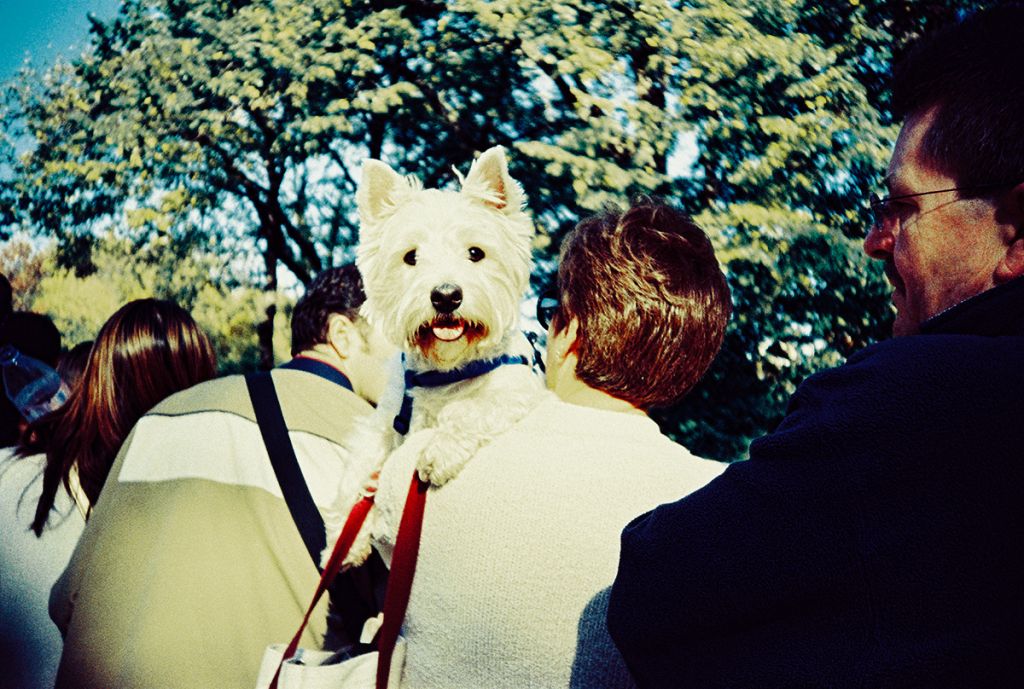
[868,183,1014,233]
[868,193,889,230]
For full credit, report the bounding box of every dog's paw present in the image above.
[415,426,476,487]
[341,509,376,569]
[320,491,379,570]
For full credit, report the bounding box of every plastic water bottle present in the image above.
[0,345,70,423]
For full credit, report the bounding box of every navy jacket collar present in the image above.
[280,356,354,392]
[921,275,1024,338]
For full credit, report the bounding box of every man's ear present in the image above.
[325,313,358,359]
[995,237,1024,283]
[562,317,581,356]
[551,317,581,359]
[995,183,1024,284]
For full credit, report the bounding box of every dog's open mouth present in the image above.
[416,316,485,346]
[432,322,465,342]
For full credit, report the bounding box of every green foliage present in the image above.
[0,232,289,372]
[190,283,293,373]
[29,269,126,345]
[0,0,997,458]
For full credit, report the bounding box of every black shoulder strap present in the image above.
[246,370,326,569]
[247,370,387,648]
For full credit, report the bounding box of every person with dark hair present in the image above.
[49,265,395,689]
[289,263,393,402]
[55,341,93,394]
[1,300,215,689]
[368,200,731,688]
[290,263,364,354]
[20,300,217,530]
[0,312,63,447]
[608,6,1024,689]
[0,312,62,369]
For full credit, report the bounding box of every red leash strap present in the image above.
[269,494,375,689]
[375,473,429,689]
[268,472,428,689]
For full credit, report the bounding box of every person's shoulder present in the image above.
[270,368,374,445]
[497,394,726,483]
[270,367,373,413]
[849,330,1021,367]
[0,448,46,504]
[147,369,374,417]
[149,374,247,415]
[832,331,1023,400]
[525,397,700,451]
[630,436,727,499]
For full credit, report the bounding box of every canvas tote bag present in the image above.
[255,473,428,689]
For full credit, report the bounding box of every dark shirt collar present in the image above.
[280,355,353,392]
[920,275,1024,338]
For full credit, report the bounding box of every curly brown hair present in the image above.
[553,201,731,410]
[290,264,367,356]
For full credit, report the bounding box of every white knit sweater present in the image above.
[372,394,726,688]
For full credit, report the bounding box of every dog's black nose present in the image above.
[431,283,463,313]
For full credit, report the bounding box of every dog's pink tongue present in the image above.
[432,324,465,342]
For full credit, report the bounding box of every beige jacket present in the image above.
[51,369,372,689]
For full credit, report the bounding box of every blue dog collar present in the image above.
[393,353,530,435]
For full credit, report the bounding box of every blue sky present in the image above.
[1,0,121,82]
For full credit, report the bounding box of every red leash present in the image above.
[376,474,428,688]
[269,473,428,689]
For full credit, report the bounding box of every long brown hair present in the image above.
[19,299,217,535]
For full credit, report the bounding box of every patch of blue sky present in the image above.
[1,0,121,83]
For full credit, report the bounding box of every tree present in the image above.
[1,231,288,371]
[0,236,49,310]
[3,0,396,364]
[1,0,993,458]
[649,0,993,457]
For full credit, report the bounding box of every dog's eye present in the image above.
[468,247,485,262]
[403,249,417,266]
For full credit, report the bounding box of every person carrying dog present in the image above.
[370,200,732,688]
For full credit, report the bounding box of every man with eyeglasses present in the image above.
[608,6,1024,689]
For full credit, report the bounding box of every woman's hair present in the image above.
[20,299,217,535]
[554,200,732,410]
[56,341,94,393]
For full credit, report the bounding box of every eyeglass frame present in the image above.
[536,286,560,331]
[868,182,1015,232]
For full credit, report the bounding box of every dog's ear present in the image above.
[461,146,526,214]
[357,159,407,226]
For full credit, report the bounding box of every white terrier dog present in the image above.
[324,145,546,567]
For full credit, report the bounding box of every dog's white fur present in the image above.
[323,146,546,567]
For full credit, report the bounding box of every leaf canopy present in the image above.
[1,0,992,458]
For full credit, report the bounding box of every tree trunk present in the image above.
[257,249,278,370]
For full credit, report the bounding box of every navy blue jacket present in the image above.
[608,277,1024,689]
